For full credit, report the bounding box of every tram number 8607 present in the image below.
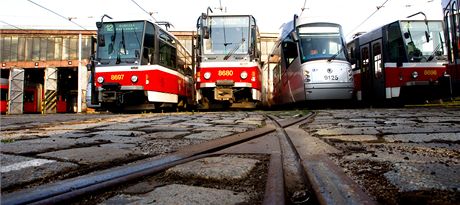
[324,75,339,81]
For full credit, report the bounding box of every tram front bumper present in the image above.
[305,83,354,100]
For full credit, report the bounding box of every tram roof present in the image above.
[295,15,342,27]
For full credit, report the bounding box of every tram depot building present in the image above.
[0,29,277,114]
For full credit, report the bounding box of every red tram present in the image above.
[348,19,449,104]
[0,78,8,114]
[195,11,263,109]
[442,0,460,97]
[89,20,195,112]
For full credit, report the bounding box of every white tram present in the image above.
[266,15,354,106]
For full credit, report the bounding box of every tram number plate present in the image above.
[111,74,124,81]
[218,70,234,76]
[324,75,339,81]
[424,70,437,76]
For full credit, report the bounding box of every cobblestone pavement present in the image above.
[1,111,266,191]
[1,107,459,204]
[300,107,460,204]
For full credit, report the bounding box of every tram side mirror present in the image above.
[425,31,430,43]
[200,13,210,39]
[98,35,105,47]
[202,26,210,39]
[403,32,410,39]
[96,22,102,29]
[86,64,92,71]
[290,31,299,42]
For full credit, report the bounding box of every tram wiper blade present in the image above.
[427,44,441,62]
[224,38,245,60]
[328,47,343,62]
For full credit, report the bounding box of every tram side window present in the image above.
[373,43,382,79]
[387,22,405,63]
[159,31,177,69]
[361,47,369,73]
[282,37,298,67]
[142,23,155,65]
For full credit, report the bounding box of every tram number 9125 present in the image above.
[324,75,339,81]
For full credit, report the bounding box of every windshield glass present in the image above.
[401,21,447,62]
[97,21,144,63]
[203,16,249,55]
[297,24,346,62]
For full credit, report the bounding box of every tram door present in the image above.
[369,40,385,100]
[360,40,385,102]
[360,45,372,102]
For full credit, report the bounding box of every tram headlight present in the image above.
[240,71,248,80]
[131,75,138,83]
[204,72,211,80]
[97,76,104,84]
[411,71,419,79]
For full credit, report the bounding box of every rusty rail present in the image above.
[2,114,313,205]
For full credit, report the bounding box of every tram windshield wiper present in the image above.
[327,47,344,62]
[116,29,127,64]
[224,38,245,60]
[427,44,441,62]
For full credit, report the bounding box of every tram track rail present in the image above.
[2,112,378,205]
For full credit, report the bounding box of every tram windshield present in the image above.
[297,24,347,62]
[401,20,447,62]
[96,21,144,64]
[203,16,250,55]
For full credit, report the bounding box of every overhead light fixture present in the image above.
[34,62,39,67]
[68,61,72,65]
[1,63,6,67]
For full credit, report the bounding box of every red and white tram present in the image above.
[442,0,460,97]
[89,20,195,112]
[195,11,263,109]
[348,19,449,104]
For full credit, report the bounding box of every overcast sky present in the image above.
[1,0,443,41]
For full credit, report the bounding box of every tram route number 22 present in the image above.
[324,75,339,81]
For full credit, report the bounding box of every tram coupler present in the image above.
[214,87,233,101]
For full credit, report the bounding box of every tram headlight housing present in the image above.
[240,71,248,80]
[204,72,211,80]
[303,70,310,80]
[411,71,419,79]
[131,75,138,83]
[97,76,104,84]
